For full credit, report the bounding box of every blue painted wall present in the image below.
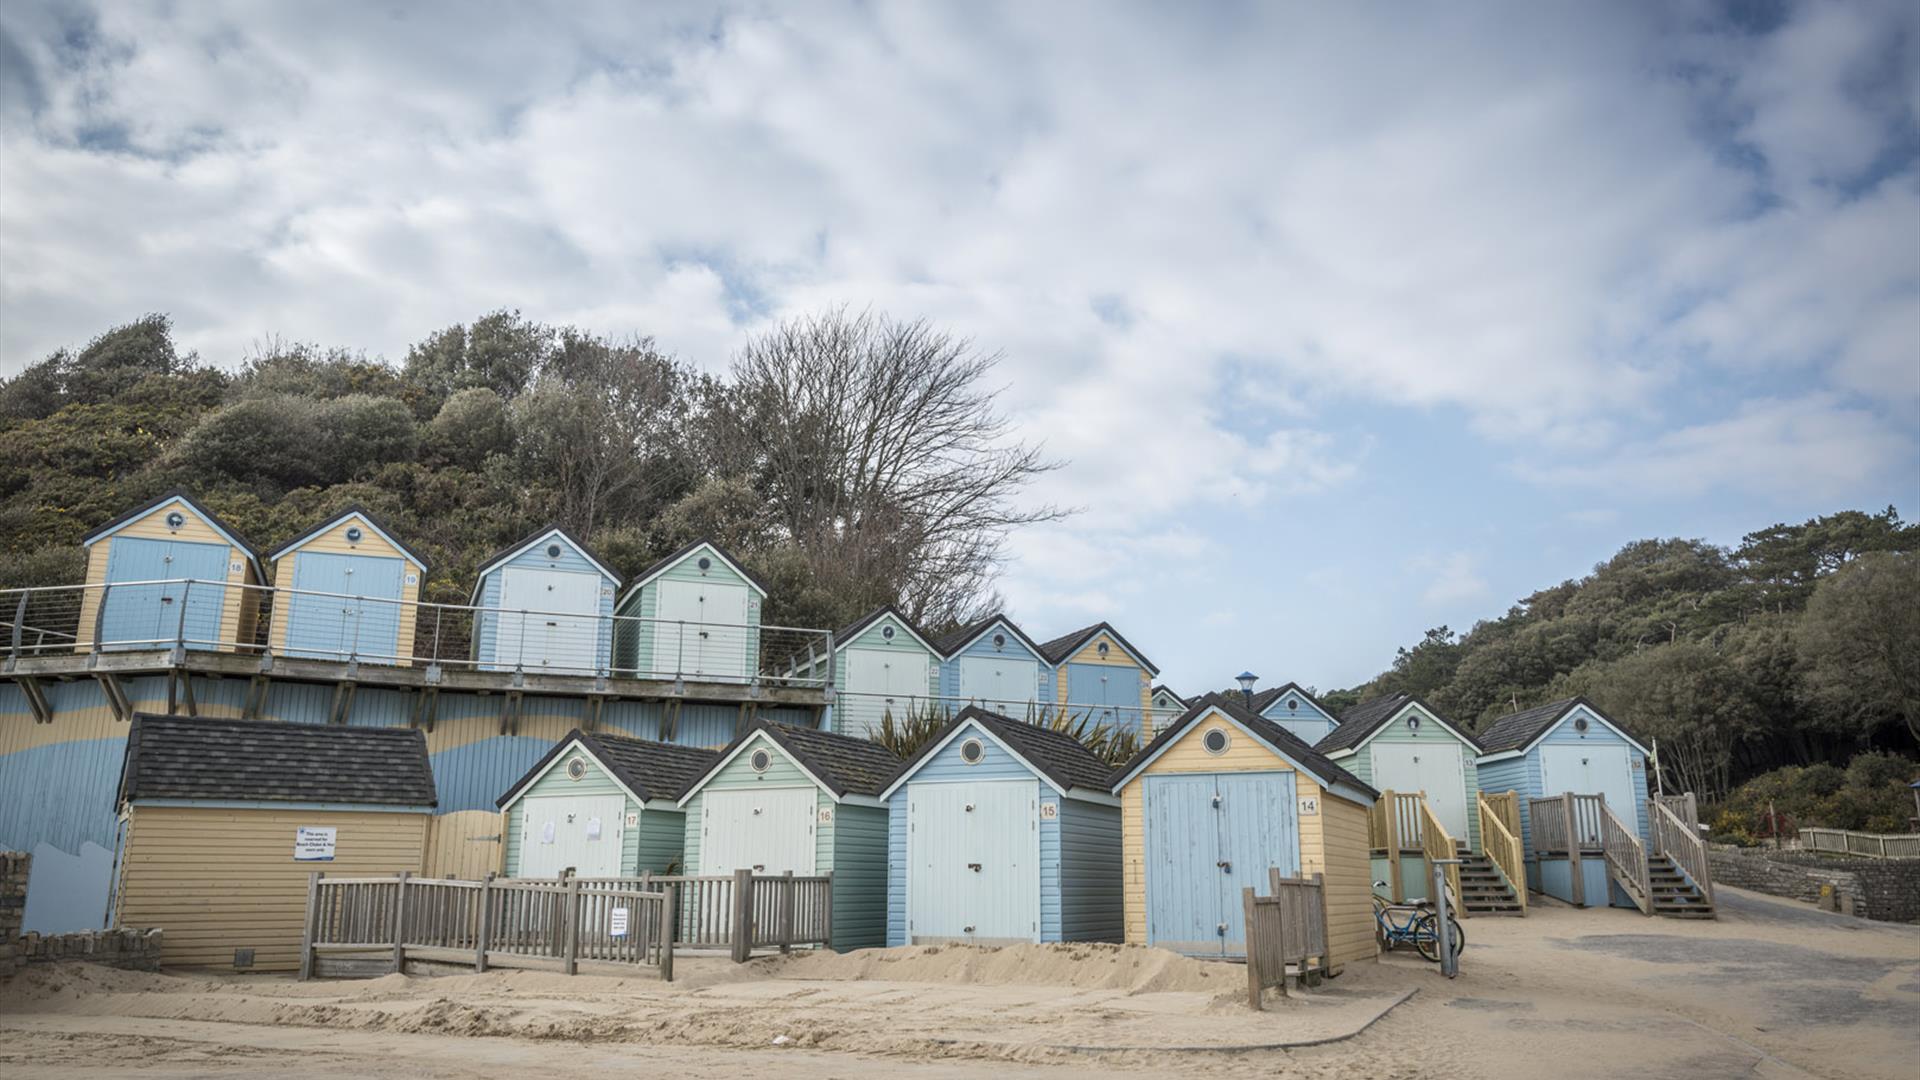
[1476,704,1650,853]
[936,621,1052,712]
[1258,692,1338,746]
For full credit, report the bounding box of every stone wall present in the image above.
[1708,844,1920,923]
[0,851,164,978]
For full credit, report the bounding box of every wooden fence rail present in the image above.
[1798,827,1920,859]
[1242,870,1330,1009]
[301,872,675,981]
[1650,798,1715,906]
[1477,792,1527,915]
[1598,800,1651,914]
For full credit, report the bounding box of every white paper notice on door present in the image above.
[540,820,556,844]
[293,826,337,861]
[586,817,603,841]
[610,907,629,937]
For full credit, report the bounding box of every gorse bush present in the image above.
[1704,751,1917,843]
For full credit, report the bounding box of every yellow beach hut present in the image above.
[1110,692,1379,969]
[77,491,263,653]
[267,507,428,665]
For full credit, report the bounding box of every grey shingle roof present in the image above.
[1116,693,1376,799]
[698,722,903,798]
[119,714,436,808]
[1315,692,1479,755]
[1034,622,1159,674]
[930,613,1044,659]
[496,730,720,807]
[831,605,936,654]
[891,706,1117,795]
[1247,681,1332,718]
[1475,697,1586,754]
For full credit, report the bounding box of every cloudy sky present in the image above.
[2,2,1917,695]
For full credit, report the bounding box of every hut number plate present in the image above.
[1039,803,1058,820]
[818,807,834,823]
[405,574,419,585]
[1297,796,1320,816]
[625,812,639,828]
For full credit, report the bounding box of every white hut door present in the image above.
[1370,742,1469,841]
[700,789,816,874]
[844,648,931,738]
[1540,745,1636,842]
[956,656,1040,715]
[907,780,1037,944]
[496,568,602,672]
[519,794,625,878]
[654,580,751,680]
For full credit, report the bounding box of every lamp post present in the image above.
[1236,671,1258,710]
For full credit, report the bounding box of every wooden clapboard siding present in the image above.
[612,543,762,675]
[113,805,428,972]
[422,809,507,880]
[1053,630,1154,737]
[1118,719,1376,968]
[269,515,422,663]
[77,499,258,653]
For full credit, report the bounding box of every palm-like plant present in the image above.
[869,701,954,758]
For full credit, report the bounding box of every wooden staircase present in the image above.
[1457,848,1524,915]
[1648,854,1715,919]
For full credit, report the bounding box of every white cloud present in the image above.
[1411,552,1491,606]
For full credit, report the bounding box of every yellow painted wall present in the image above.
[268,515,423,665]
[422,809,507,879]
[77,499,259,653]
[1053,630,1156,737]
[114,804,428,972]
[1118,715,1377,969]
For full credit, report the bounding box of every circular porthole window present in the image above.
[697,556,713,572]
[546,543,562,559]
[1096,642,1110,657]
[1202,728,1231,755]
[1573,716,1590,734]
[345,526,364,544]
[1406,714,1422,733]
[882,626,895,640]
[164,511,185,530]
[1288,698,1300,711]
[959,738,986,765]
[992,633,1006,649]
[749,748,773,773]
[565,756,589,781]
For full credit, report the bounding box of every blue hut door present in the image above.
[284,552,405,660]
[1067,664,1142,736]
[100,537,229,650]
[1144,771,1300,957]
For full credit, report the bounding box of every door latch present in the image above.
[1217,922,1228,936]
[1211,794,1221,808]
[1217,860,1232,873]
[963,925,975,934]
[967,862,982,872]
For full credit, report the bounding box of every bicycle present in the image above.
[1372,882,1464,963]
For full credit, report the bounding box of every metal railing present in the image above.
[2,579,833,687]
[1798,827,1920,859]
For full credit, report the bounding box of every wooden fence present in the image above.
[1798,827,1920,859]
[1241,870,1330,1009]
[1477,792,1527,915]
[585,870,833,960]
[300,872,675,981]
[1598,800,1650,914]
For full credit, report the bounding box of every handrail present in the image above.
[1599,800,1651,914]
[1798,827,1920,859]
[1477,793,1527,915]
[1650,798,1715,905]
[1418,796,1463,916]
[1481,789,1521,840]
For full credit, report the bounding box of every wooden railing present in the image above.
[1650,798,1715,906]
[301,872,674,981]
[1799,827,1920,860]
[1598,801,1651,914]
[574,869,832,960]
[1477,792,1527,915]
[1242,870,1331,1008]
[1528,792,1609,906]
[1418,798,1463,917]
[1369,790,1431,902]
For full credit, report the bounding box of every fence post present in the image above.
[1383,790,1403,903]
[661,883,677,983]
[91,582,112,652]
[475,872,494,972]
[1313,871,1332,977]
[9,590,26,661]
[391,871,410,973]
[730,868,753,963]
[1243,886,1263,1011]
[823,870,834,951]
[1563,792,1584,906]
[778,870,795,955]
[563,876,581,976]
[299,871,322,981]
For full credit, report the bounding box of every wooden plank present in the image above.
[298,871,321,981]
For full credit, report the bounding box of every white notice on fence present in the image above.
[610,907,629,938]
[293,826,337,861]
[586,816,603,841]
[540,820,556,844]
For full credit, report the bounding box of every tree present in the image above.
[1735,508,1916,614]
[1797,552,1920,746]
[1567,643,1762,799]
[425,387,512,468]
[716,309,1067,628]
[402,310,554,412]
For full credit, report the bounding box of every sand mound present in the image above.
[744,942,1230,994]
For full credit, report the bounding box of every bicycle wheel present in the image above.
[1414,913,1465,962]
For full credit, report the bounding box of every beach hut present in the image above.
[77,491,263,653]
[612,539,766,682]
[469,526,620,675]
[1111,693,1377,966]
[1476,697,1653,909]
[934,613,1050,718]
[268,507,428,665]
[881,706,1122,946]
[495,730,718,879]
[1248,681,1339,746]
[1037,623,1158,738]
[822,605,942,738]
[1149,685,1188,730]
[109,714,435,972]
[677,722,901,950]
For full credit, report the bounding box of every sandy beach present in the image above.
[4,886,1915,1080]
